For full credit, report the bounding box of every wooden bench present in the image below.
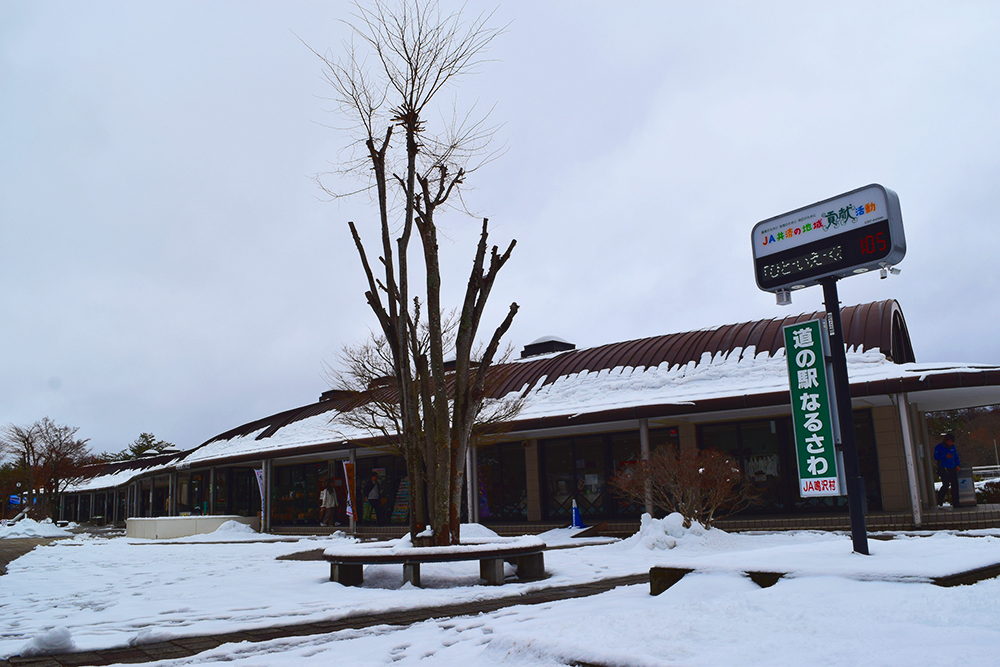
[324,537,546,587]
[649,561,1000,594]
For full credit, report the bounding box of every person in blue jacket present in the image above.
[935,433,961,507]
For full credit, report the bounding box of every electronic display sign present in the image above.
[751,184,905,293]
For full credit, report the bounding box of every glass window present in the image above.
[696,411,882,515]
[610,433,641,515]
[356,455,407,526]
[478,443,528,521]
[542,428,680,520]
[543,439,574,518]
[214,470,229,513]
[573,436,606,517]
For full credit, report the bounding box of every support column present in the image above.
[896,393,922,527]
[168,473,176,516]
[263,460,272,534]
[639,419,653,516]
[467,446,479,524]
[349,449,357,534]
[209,467,216,515]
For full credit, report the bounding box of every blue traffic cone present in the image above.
[571,499,585,529]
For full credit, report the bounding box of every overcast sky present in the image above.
[3,1,999,455]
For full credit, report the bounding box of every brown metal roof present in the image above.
[188,300,917,463]
[489,300,915,398]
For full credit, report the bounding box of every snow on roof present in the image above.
[65,301,1000,484]
[64,453,187,494]
[181,416,357,466]
[174,344,1000,469]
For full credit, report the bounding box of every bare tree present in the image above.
[0,418,94,518]
[609,446,759,529]
[314,0,516,545]
[325,328,525,455]
[0,422,41,511]
[36,418,93,517]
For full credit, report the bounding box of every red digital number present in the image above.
[860,232,887,255]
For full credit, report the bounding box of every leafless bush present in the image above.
[610,445,758,529]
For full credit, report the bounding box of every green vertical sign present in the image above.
[784,319,841,497]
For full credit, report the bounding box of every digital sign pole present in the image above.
[751,184,906,556]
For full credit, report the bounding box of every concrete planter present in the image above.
[126,515,260,539]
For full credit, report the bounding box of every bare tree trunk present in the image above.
[318,0,512,545]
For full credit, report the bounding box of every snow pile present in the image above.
[616,512,708,550]
[18,627,75,657]
[458,523,500,539]
[0,518,72,539]
[211,520,258,536]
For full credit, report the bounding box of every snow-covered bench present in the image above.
[650,566,784,595]
[324,536,546,587]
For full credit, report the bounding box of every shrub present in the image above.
[977,480,1000,504]
[609,445,758,528]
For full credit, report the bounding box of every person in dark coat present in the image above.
[935,432,961,507]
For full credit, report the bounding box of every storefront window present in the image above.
[543,439,574,518]
[609,433,641,515]
[355,455,407,526]
[478,442,528,521]
[189,473,207,514]
[698,411,882,515]
[214,470,229,513]
[543,428,679,520]
[271,463,320,525]
[700,420,785,512]
[231,469,262,517]
[574,436,606,516]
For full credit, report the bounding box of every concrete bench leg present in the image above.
[515,552,545,580]
[649,567,693,595]
[746,571,784,588]
[480,557,505,585]
[331,562,364,587]
[403,561,421,587]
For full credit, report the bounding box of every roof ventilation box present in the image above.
[520,336,576,359]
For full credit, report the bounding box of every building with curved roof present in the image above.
[60,300,1000,533]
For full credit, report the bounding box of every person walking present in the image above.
[362,472,382,525]
[935,432,961,507]
[320,478,339,526]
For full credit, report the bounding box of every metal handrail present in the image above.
[972,465,1000,481]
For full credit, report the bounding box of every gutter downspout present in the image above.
[896,393,922,528]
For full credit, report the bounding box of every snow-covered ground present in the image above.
[3,516,1000,665]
